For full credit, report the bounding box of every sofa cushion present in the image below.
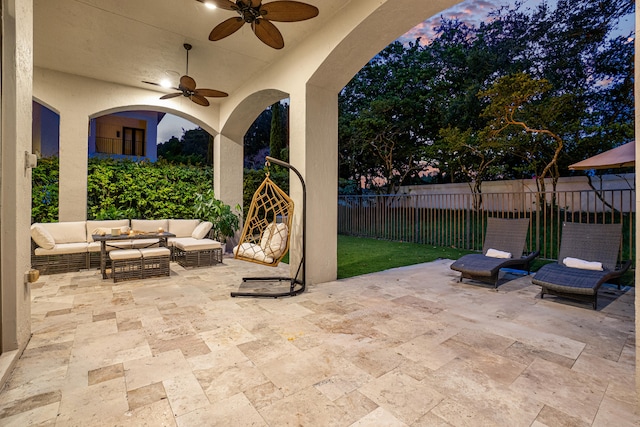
[34,242,89,255]
[109,249,142,260]
[130,219,169,233]
[38,221,87,244]
[174,237,221,251]
[139,247,171,258]
[192,221,213,239]
[87,220,130,242]
[168,219,201,238]
[31,224,56,249]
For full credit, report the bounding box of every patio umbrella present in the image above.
[569,141,635,170]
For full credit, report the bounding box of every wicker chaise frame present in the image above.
[450,217,539,288]
[532,222,631,310]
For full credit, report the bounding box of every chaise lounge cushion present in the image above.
[450,254,516,278]
[532,263,610,296]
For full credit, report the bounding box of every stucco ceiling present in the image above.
[34,0,351,103]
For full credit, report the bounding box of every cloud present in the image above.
[397,0,541,46]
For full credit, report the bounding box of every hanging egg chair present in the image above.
[231,157,306,298]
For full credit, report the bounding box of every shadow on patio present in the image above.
[0,257,636,425]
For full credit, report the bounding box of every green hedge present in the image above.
[32,157,290,226]
[32,157,215,223]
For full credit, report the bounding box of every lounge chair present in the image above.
[450,217,539,288]
[532,222,631,310]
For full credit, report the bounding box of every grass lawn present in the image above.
[335,235,635,287]
[337,235,474,279]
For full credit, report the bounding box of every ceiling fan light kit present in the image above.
[202,0,319,49]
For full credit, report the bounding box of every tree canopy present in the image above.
[338,0,634,194]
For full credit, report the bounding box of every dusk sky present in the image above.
[157,0,634,144]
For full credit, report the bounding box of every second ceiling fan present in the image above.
[144,43,228,107]
[201,0,319,49]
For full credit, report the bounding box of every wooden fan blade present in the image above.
[180,75,197,92]
[144,81,180,91]
[260,1,319,22]
[195,88,229,98]
[249,0,261,7]
[160,92,182,100]
[209,17,245,41]
[196,0,237,10]
[252,19,284,49]
[142,80,162,87]
[191,94,210,106]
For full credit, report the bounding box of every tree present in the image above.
[157,127,211,165]
[269,102,286,161]
[339,41,435,193]
[478,72,577,194]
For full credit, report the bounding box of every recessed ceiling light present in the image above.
[160,79,172,88]
[204,2,217,9]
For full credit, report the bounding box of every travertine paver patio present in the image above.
[0,257,636,426]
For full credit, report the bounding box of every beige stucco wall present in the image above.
[0,0,34,382]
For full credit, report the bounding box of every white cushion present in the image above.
[233,242,274,264]
[174,237,221,251]
[192,221,213,239]
[130,219,168,233]
[485,248,512,259]
[168,219,201,238]
[31,224,56,249]
[86,220,130,242]
[139,247,170,258]
[563,257,603,271]
[259,223,288,259]
[38,221,87,244]
[109,249,142,260]
[34,242,88,255]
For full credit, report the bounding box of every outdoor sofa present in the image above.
[30,219,222,274]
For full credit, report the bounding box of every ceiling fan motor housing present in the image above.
[235,1,262,23]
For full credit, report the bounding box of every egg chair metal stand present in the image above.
[231,156,306,298]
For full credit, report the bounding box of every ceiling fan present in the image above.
[200,0,319,49]
[143,43,228,107]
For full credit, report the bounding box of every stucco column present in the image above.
[214,133,243,245]
[58,107,89,221]
[289,84,338,285]
[1,0,33,355]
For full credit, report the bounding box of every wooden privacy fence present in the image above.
[337,189,635,263]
